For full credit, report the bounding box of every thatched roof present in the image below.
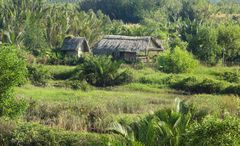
[61,37,90,52]
[92,35,164,55]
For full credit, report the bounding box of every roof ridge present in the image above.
[104,35,151,40]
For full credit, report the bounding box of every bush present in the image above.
[196,78,226,93]
[172,76,226,94]
[0,119,129,146]
[218,71,240,83]
[224,84,240,95]
[0,45,27,117]
[27,65,50,86]
[48,53,85,65]
[172,76,199,92]
[52,69,74,80]
[129,100,192,146]
[66,80,92,91]
[185,116,240,146]
[0,118,16,145]
[139,73,184,87]
[72,56,132,87]
[157,46,198,73]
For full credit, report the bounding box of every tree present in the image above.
[181,0,212,21]
[0,45,27,117]
[186,24,222,65]
[72,56,132,87]
[157,46,198,73]
[217,24,240,64]
[141,10,169,40]
[106,100,193,146]
[155,0,183,22]
[24,16,49,56]
[79,0,156,23]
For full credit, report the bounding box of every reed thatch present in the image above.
[61,37,90,55]
[92,35,164,56]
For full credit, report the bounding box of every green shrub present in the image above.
[224,84,240,95]
[218,71,240,83]
[52,69,74,80]
[48,53,85,65]
[73,56,132,87]
[172,77,226,94]
[172,76,199,92]
[0,120,129,146]
[157,46,198,73]
[0,118,16,145]
[194,78,225,94]
[0,45,27,117]
[129,100,192,146]
[27,64,50,86]
[139,74,183,87]
[42,65,75,80]
[185,116,240,146]
[54,80,92,91]
[69,80,91,91]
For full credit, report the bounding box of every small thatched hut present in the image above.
[92,35,164,62]
[61,36,90,57]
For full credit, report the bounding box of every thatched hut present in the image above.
[92,35,164,62]
[61,36,90,57]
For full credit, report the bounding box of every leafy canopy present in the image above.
[0,45,27,117]
[72,56,132,87]
[157,47,198,73]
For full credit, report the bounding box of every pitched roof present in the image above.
[61,37,90,52]
[92,35,164,54]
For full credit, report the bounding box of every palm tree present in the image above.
[73,56,131,87]
[107,99,191,146]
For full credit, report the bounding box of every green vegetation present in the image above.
[1,0,240,65]
[157,47,198,73]
[129,100,192,146]
[0,119,129,146]
[185,116,240,146]
[27,64,50,86]
[6,58,238,146]
[72,56,132,87]
[0,45,27,117]
[0,0,240,145]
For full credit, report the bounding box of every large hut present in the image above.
[92,35,164,62]
[61,36,90,57]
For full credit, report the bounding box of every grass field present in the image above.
[0,65,236,146]
[17,83,239,115]
[14,64,239,130]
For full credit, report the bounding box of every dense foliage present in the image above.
[217,25,240,64]
[0,45,27,117]
[157,47,198,73]
[129,101,192,146]
[185,116,240,146]
[172,76,226,94]
[27,64,50,86]
[72,56,132,87]
[0,0,240,65]
[0,119,129,146]
[0,0,240,146]
[0,0,111,58]
[79,0,156,23]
